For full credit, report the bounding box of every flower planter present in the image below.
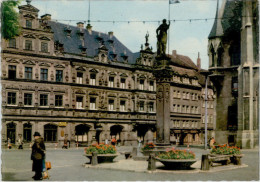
[155,157,197,169]
[84,154,118,163]
[231,154,244,165]
[141,150,154,156]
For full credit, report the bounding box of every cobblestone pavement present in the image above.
[1,146,259,181]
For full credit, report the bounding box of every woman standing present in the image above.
[31,132,45,180]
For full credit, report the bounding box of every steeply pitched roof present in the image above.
[48,21,136,64]
[208,0,242,39]
[170,53,198,70]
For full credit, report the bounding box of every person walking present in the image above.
[7,138,12,149]
[62,136,68,149]
[31,132,45,180]
[17,137,23,149]
[209,137,215,149]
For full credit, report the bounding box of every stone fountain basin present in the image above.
[155,157,198,169]
[84,154,118,163]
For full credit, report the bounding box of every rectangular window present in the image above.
[177,105,181,112]
[9,38,16,48]
[148,102,154,112]
[120,100,126,111]
[7,92,16,105]
[56,70,63,82]
[108,99,114,111]
[40,94,48,106]
[173,104,177,112]
[120,78,126,89]
[40,68,48,81]
[24,93,32,106]
[177,91,181,98]
[55,95,63,107]
[26,20,32,28]
[90,97,96,110]
[139,80,144,90]
[8,65,16,79]
[76,96,83,109]
[139,101,144,111]
[232,77,238,94]
[183,92,186,99]
[149,81,154,91]
[76,72,83,84]
[25,40,32,50]
[187,106,190,113]
[41,42,48,53]
[108,77,114,87]
[25,67,32,79]
[182,105,186,113]
[187,92,190,99]
[90,74,96,85]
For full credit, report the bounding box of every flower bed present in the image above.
[142,142,155,151]
[210,144,241,155]
[84,143,116,154]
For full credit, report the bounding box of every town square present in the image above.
[1,0,259,181]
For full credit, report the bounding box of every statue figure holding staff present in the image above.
[156,19,170,56]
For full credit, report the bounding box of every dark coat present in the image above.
[31,137,45,172]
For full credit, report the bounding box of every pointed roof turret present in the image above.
[208,0,224,39]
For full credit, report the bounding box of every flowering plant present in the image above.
[142,142,155,151]
[84,143,116,154]
[210,144,241,155]
[157,147,195,160]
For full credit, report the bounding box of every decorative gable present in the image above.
[23,34,36,39]
[54,64,65,68]
[23,60,35,65]
[120,73,128,78]
[89,91,98,95]
[39,62,50,67]
[24,14,35,19]
[6,59,19,64]
[76,66,86,71]
[75,89,85,94]
[89,68,98,73]
[108,93,116,97]
[108,72,116,76]
[39,36,51,41]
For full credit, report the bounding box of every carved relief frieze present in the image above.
[39,36,51,41]
[76,66,86,71]
[54,64,65,69]
[75,89,85,94]
[23,34,36,39]
[6,58,19,64]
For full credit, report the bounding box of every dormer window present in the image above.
[25,40,32,50]
[9,38,16,48]
[26,20,32,28]
[41,42,48,53]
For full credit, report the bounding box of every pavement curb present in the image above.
[84,163,248,174]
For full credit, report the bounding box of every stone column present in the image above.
[153,56,174,146]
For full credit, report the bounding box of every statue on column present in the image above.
[156,19,170,56]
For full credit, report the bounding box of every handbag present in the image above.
[45,161,51,170]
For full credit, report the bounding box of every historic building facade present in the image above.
[208,0,258,148]
[1,1,215,147]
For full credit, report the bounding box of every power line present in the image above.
[52,16,257,24]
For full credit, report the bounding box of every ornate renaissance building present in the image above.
[1,1,215,147]
[208,0,259,148]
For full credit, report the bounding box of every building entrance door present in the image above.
[75,124,90,145]
[23,123,32,142]
[7,123,16,143]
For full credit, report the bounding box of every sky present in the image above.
[24,0,220,69]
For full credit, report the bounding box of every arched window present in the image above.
[23,123,32,142]
[210,46,215,67]
[44,124,57,142]
[217,46,224,66]
[110,125,123,141]
[229,44,241,66]
[75,124,90,143]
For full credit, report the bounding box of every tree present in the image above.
[1,0,21,39]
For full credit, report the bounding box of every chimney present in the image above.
[41,14,51,20]
[77,22,84,28]
[108,31,113,39]
[197,52,201,70]
[172,50,177,58]
[86,24,92,35]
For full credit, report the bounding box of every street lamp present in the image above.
[200,70,212,150]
